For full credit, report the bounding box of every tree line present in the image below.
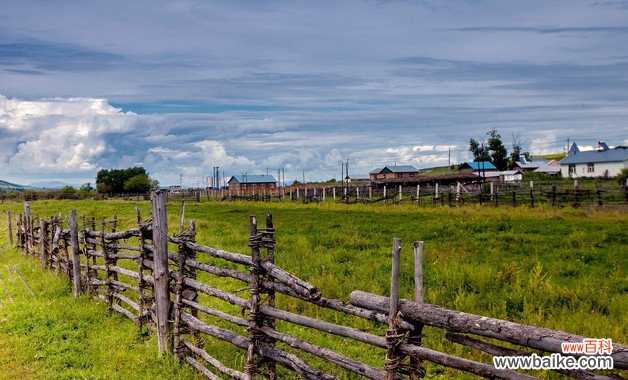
[96,167,158,194]
[468,129,528,171]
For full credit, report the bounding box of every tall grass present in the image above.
[0,199,626,378]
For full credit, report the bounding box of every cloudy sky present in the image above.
[1,0,627,186]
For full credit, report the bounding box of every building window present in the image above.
[252,184,257,189]
[397,173,403,178]
[409,173,415,177]
[568,165,576,175]
[243,184,247,189]
[587,163,594,173]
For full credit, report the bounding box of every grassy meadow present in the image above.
[0,198,626,379]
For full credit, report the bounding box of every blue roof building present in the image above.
[560,146,628,178]
[459,161,497,171]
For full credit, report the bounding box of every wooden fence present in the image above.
[7,192,627,379]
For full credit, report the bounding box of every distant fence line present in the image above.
[5,194,628,379]
[3,180,627,208]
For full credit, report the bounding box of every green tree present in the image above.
[487,129,508,170]
[96,167,153,194]
[59,185,77,199]
[123,174,151,193]
[469,138,490,162]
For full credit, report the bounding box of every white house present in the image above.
[560,143,628,178]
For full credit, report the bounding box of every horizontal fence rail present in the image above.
[6,192,627,379]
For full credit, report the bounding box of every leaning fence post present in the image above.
[7,211,13,246]
[69,210,82,298]
[386,238,401,380]
[409,241,426,379]
[247,215,262,379]
[151,190,171,355]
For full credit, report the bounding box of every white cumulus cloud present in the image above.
[0,94,137,175]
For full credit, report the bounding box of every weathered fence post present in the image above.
[409,241,426,379]
[69,210,82,298]
[456,182,461,202]
[399,185,402,201]
[151,190,171,355]
[384,185,387,199]
[24,202,31,254]
[39,219,48,268]
[7,211,13,246]
[333,187,336,200]
[247,215,262,379]
[265,214,277,380]
[529,186,534,208]
[416,185,420,205]
[136,207,151,331]
[386,238,401,380]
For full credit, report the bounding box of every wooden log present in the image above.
[181,240,320,299]
[183,355,221,380]
[181,312,338,380]
[259,324,389,380]
[69,210,82,298]
[182,339,247,380]
[113,292,140,312]
[349,291,628,370]
[398,343,537,380]
[112,302,139,323]
[151,190,171,355]
[178,264,413,330]
[84,229,141,240]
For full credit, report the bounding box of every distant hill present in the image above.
[27,181,74,189]
[0,179,24,189]
[531,153,566,161]
[418,165,456,177]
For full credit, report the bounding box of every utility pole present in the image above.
[302,170,305,184]
[345,157,349,195]
[341,162,345,190]
[448,147,451,170]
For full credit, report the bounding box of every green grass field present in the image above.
[0,199,626,379]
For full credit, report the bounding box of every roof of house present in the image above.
[560,147,628,165]
[568,142,580,155]
[514,157,550,169]
[228,175,277,184]
[460,161,497,171]
[370,165,418,174]
[534,164,561,173]
[480,170,523,178]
